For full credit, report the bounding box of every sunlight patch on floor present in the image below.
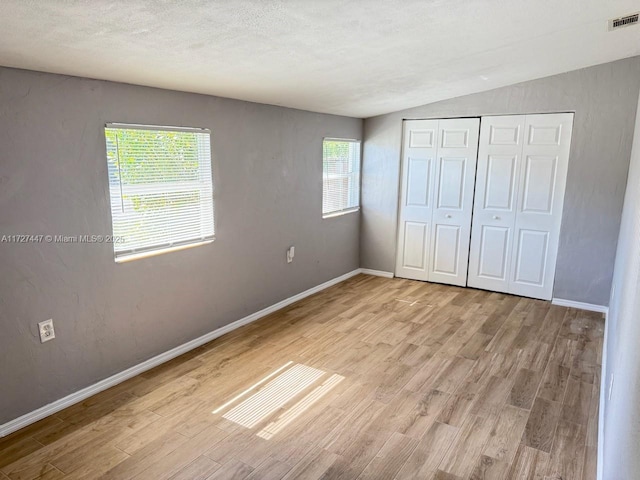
[218,363,326,429]
[257,373,344,440]
[212,361,294,414]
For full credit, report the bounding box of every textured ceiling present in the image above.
[0,1,639,118]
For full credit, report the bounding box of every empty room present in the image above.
[1,1,640,479]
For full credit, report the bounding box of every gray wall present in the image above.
[602,87,640,480]
[0,67,362,424]
[361,57,640,306]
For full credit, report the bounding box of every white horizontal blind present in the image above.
[105,124,214,261]
[322,138,361,216]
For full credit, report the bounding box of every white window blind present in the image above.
[105,124,214,262]
[322,138,361,217]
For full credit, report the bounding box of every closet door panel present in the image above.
[476,225,510,280]
[428,118,480,286]
[509,113,573,300]
[395,120,438,281]
[468,116,525,293]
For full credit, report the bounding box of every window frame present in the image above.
[104,122,215,263]
[322,137,362,219]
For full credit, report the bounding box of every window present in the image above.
[105,123,214,262]
[322,138,361,217]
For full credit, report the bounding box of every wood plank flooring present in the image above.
[0,274,604,479]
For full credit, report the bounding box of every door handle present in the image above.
[493,215,500,220]
[445,214,452,218]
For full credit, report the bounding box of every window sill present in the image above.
[115,239,214,263]
[323,208,360,219]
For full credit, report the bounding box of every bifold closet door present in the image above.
[395,120,438,281]
[467,115,524,294]
[396,118,479,286]
[468,113,574,300]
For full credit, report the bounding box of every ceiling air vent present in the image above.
[609,13,639,31]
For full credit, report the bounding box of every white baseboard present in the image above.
[553,297,609,479]
[360,268,394,278]
[551,298,609,314]
[0,268,362,438]
[597,308,608,480]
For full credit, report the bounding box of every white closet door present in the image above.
[428,118,480,286]
[468,113,573,300]
[395,120,438,281]
[468,116,524,294]
[509,113,573,299]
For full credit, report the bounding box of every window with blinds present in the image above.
[105,124,214,262]
[322,138,361,217]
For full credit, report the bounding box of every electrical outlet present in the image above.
[287,246,295,264]
[38,319,55,343]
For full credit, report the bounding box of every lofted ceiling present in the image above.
[0,1,639,118]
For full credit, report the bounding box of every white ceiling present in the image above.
[0,1,639,118]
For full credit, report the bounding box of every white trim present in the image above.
[322,207,360,219]
[551,298,609,314]
[597,308,609,480]
[360,269,394,278]
[553,296,609,479]
[105,123,211,134]
[323,137,361,143]
[0,269,362,438]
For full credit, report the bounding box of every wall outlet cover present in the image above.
[38,319,55,343]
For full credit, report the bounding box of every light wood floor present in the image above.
[0,274,604,480]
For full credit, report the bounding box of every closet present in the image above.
[395,113,574,300]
